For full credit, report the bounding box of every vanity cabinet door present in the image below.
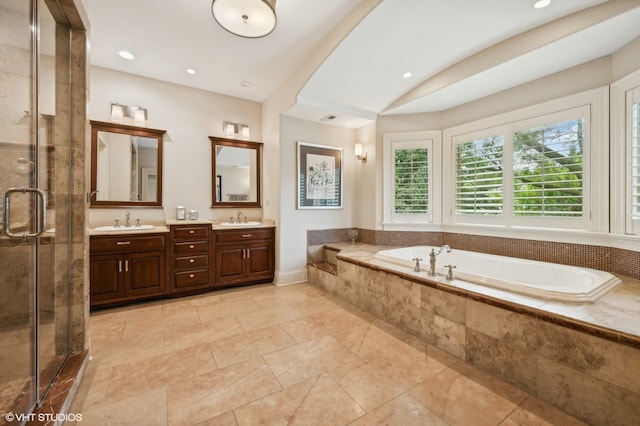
[215,244,246,285]
[90,254,123,304]
[125,251,166,297]
[245,241,274,282]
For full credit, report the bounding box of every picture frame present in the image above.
[297,142,343,209]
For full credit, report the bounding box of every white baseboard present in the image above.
[274,268,308,286]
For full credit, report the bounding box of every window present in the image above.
[512,119,584,217]
[448,105,592,229]
[383,131,440,226]
[394,146,428,214]
[455,136,503,215]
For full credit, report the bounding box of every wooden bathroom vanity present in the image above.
[89,223,275,308]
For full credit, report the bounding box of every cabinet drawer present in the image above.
[174,254,209,270]
[174,240,209,254]
[174,269,209,288]
[173,226,210,240]
[215,229,274,243]
[91,235,165,253]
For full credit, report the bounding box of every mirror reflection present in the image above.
[210,137,262,208]
[90,120,165,207]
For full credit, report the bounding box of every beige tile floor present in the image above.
[70,283,586,425]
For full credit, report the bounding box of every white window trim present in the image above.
[611,70,640,236]
[443,87,609,232]
[382,131,441,229]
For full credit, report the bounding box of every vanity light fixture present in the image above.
[211,0,277,38]
[355,143,367,163]
[111,103,148,126]
[223,121,250,139]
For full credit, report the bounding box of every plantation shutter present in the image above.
[512,119,584,217]
[455,136,504,215]
[394,146,428,214]
[629,87,640,234]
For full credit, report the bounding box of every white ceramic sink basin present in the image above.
[94,225,155,232]
[219,221,262,227]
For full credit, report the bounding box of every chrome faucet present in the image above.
[237,210,245,223]
[125,211,131,227]
[428,245,452,276]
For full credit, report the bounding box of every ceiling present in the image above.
[86,0,640,129]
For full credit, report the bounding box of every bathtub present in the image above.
[374,246,621,303]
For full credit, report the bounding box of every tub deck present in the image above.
[323,242,640,348]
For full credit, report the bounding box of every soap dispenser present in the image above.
[176,204,186,220]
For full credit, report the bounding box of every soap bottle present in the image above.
[176,204,186,220]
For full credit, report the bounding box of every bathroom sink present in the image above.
[94,225,155,232]
[219,221,262,227]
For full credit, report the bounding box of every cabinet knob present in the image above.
[189,230,195,234]
[189,245,195,249]
[189,258,195,263]
[189,274,195,278]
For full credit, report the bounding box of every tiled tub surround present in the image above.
[307,229,640,280]
[308,243,640,425]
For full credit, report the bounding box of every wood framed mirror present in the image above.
[209,137,262,208]
[90,120,166,208]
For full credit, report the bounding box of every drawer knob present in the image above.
[189,245,195,249]
[189,230,195,234]
[189,274,195,278]
[189,259,195,263]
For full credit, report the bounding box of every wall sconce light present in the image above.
[355,143,367,163]
[223,121,250,140]
[110,103,148,126]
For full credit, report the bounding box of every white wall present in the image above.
[89,67,262,223]
[276,116,355,285]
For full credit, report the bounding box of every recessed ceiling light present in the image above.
[534,0,551,9]
[402,71,413,79]
[240,80,254,88]
[118,50,135,60]
[186,68,197,75]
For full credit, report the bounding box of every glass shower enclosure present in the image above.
[0,0,73,420]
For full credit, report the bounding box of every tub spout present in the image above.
[428,245,452,276]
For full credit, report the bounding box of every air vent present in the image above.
[320,114,337,122]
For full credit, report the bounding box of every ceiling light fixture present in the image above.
[402,71,413,79]
[533,0,551,9]
[186,68,197,75]
[118,50,135,60]
[211,0,277,38]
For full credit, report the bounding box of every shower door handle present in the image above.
[3,187,47,239]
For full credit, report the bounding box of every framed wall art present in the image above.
[297,142,343,209]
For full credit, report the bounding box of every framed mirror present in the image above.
[90,120,166,207]
[210,137,262,208]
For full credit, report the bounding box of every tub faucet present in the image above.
[444,264,457,280]
[428,245,452,276]
[412,257,423,272]
[125,211,131,227]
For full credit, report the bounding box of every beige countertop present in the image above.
[90,218,275,235]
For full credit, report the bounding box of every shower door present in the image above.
[0,0,72,419]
